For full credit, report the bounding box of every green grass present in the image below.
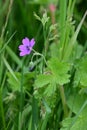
[0,0,87,130]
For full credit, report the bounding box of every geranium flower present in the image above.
[19,37,35,56]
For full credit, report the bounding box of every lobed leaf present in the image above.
[48,58,70,85]
[74,55,87,88]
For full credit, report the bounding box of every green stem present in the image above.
[32,49,47,66]
[20,60,24,113]
[43,26,47,57]
[0,88,6,130]
[19,59,25,130]
[59,85,68,118]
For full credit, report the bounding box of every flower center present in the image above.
[26,46,30,51]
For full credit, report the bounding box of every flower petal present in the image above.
[30,38,35,47]
[19,49,31,56]
[19,45,26,51]
[19,45,29,54]
[20,51,27,56]
[22,37,30,46]
[27,50,31,54]
[19,45,30,54]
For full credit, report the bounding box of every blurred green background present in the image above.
[0,0,87,53]
[0,0,87,130]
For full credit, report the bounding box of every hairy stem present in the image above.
[59,85,68,117]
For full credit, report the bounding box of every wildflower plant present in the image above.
[17,7,87,130]
[1,0,87,130]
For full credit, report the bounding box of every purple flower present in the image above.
[19,37,35,56]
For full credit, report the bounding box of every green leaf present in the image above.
[74,55,87,87]
[41,12,50,27]
[60,117,73,130]
[64,11,87,61]
[6,46,23,69]
[34,12,49,27]
[50,43,59,58]
[49,24,58,33]
[42,99,51,113]
[48,58,70,85]
[7,72,35,92]
[67,93,87,114]
[34,12,41,22]
[34,58,70,98]
[61,112,87,130]
[35,74,52,88]
[61,93,87,130]
[34,74,56,97]
[71,113,87,130]
[3,57,18,81]
[41,114,49,130]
